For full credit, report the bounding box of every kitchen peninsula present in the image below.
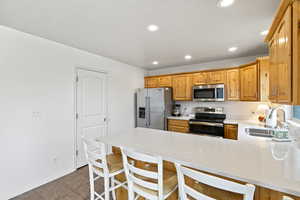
[98,125,300,200]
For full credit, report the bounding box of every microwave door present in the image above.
[194,88,216,101]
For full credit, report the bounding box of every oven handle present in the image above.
[189,121,224,127]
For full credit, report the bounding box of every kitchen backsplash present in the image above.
[176,101,293,121]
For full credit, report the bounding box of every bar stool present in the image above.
[175,163,256,200]
[121,148,178,200]
[82,137,127,200]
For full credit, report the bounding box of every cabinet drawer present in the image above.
[168,125,189,133]
[168,119,189,127]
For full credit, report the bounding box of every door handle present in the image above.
[189,121,224,127]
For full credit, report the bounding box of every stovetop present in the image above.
[190,107,226,123]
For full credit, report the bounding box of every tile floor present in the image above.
[11,166,105,200]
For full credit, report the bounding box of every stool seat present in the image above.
[134,169,177,196]
[94,154,123,174]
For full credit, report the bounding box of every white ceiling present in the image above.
[0,0,280,69]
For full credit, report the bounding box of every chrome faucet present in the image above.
[266,106,288,129]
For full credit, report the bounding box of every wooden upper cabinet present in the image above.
[145,77,159,88]
[172,75,192,101]
[265,1,300,105]
[258,57,270,102]
[193,72,208,85]
[158,76,172,87]
[209,70,226,84]
[267,6,292,104]
[276,6,292,104]
[269,37,278,102]
[240,63,259,101]
[226,69,240,101]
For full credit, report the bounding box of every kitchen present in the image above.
[128,0,300,198]
[138,57,290,140]
[1,0,300,200]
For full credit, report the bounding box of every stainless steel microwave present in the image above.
[192,84,225,102]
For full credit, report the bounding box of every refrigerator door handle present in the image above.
[145,96,148,127]
[147,97,151,127]
[163,110,167,130]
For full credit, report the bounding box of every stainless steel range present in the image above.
[189,107,226,137]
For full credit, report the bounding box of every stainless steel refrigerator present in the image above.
[136,88,173,130]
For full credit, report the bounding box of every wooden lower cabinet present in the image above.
[168,119,189,133]
[224,124,238,140]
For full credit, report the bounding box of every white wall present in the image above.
[0,26,145,199]
[146,55,265,76]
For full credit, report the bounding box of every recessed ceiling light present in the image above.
[260,30,269,36]
[228,47,238,52]
[217,0,235,7]
[147,25,159,32]
[185,55,192,60]
[152,61,159,65]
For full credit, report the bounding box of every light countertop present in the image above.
[97,124,300,197]
[167,116,192,121]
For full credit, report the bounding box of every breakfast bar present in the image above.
[96,125,300,200]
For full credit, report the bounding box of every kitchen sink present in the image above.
[245,128,275,138]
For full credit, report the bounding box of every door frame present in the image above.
[74,67,109,169]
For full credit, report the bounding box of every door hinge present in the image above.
[76,113,79,119]
[76,150,79,157]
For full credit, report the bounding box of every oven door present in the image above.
[189,121,224,137]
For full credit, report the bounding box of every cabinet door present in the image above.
[224,125,238,140]
[172,75,192,101]
[258,57,270,102]
[158,76,172,87]
[145,77,159,88]
[209,70,226,84]
[193,72,208,85]
[226,69,240,101]
[276,6,292,104]
[240,64,259,101]
[269,37,278,102]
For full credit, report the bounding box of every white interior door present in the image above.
[76,69,107,168]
